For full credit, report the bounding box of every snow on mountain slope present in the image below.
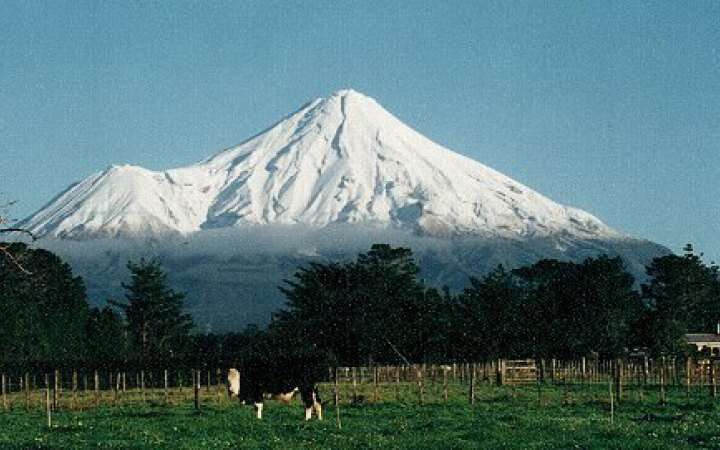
[24,165,210,238]
[21,89,622,240]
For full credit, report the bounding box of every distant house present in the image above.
[686,333,720,355]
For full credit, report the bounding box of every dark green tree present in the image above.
[456,265,529,360]
[0,243,89,367]
[85,306,127,368]
[275,244,435,365]
[113,258,194,365]
[513,256,639,359]
[640,244,720,356]
[577,256,642,357]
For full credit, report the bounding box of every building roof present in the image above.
[686,333,720,344]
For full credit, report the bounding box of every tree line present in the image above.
[273,243,720,365]
[1,241,718,370]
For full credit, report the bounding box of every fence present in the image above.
[0,367,232,413]
[329,357,720,406]
[2,357,720,414]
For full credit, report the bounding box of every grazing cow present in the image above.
[226,372,300,405]
[226,330,328,420]
[227,367,322,420]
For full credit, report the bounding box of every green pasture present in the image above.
[1,382,720,449]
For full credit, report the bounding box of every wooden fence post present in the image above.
[710,359,717,399]
[373,366,379,403]
[216,368,222,404]
[70,370,77,410]
[469,363,475,405]
[643,356,648,397]
[113,372,119,403]
[193,369,200,411]
[417,366,424,405]
[53,369,59,411]
[1,373,6,411]
[351,367,358,403]
[659,357,666,405]
[536,359,543,405]
[24,372,29,411]
[334,367,342,429]
[637,360,645,403]
[18,375,23,409]
[164,369,169,404]
[443,366,448,403]
[499,359,506,386]
[608,366,614,425]
[395,366,401,402]
[333,367,340,406]
[686,357,692,398]
[140,370,146,404]
[614,359,623,404]
[562,363,569,404]
[108,372,114,406]
[58,370,63,403]
[94,370,99,407]
[45,373,52,428]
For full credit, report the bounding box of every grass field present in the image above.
[2,382,720,449]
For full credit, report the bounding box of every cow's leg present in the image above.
[301,386,314,421]
[312,390,323,421]
[245,386,263,419]
[313,400,322,420]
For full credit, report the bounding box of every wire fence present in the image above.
[2,357,719,414]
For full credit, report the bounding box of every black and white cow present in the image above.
[228,361,322,420]
[227,367,322,420]
[225,329,329,420]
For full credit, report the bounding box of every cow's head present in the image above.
[227,368,240,398]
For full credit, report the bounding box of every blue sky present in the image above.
[1,1,718,261]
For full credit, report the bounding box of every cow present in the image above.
[227,368,322,420]
[225,328,329,420]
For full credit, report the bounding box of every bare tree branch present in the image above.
[0,203,37,274]
[0,243,32,275]
[0,227,37,241]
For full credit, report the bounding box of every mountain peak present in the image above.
[321,89,385,117]
[328,88,375,101]
[330,88,362,97]
[21,90,623,240]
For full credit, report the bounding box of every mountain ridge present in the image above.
[21,89,623,241]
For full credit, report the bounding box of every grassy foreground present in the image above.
[2,384,720,449]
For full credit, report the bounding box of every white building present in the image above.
[686,333,720,355]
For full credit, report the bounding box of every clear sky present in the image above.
[1,1,718,261]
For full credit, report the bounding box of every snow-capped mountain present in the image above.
[20,89,669,331]
[21,89,620,240]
